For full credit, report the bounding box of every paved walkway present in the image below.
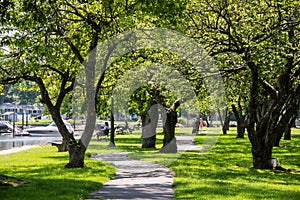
[0,145,38,155]
[86,134,202,200]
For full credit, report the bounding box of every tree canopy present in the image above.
[0,0,299,169]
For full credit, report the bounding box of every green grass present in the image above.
[169,128,300,200]
[124,127,300,199]
[0,146,115,200]
[1,127,300,199]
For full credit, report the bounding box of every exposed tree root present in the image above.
[0,174,25,187]
[275,166,300,173]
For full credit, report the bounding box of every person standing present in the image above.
[199,118,204,134]
[103,122,109,136]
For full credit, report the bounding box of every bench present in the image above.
[96,131,108,141]
[51,141,67,152]
[115,125,133,135]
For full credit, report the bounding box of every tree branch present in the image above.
[261,80,279,99]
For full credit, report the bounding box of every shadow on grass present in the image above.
[170,128,300,200]
[172,151,300,199]
[0,177,102,200]
[174,180,300,200]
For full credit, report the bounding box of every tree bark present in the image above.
[65,140,86,168]
[205,118,210,127]
[65,39,97,168]
[159,99,180,153]
[231,104,246,138]
[284,115,297,141]
[141,114,157,148]
[247,55,300,169]
[248,113,277,169]
[222,107,231,135]
[141,98,158,148]
[217,108,230,134]
[192,117,200,134]
[283,127,291,140]
[251,137,274,169]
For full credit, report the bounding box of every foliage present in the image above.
[185,0,299,112]
[183,0,300,168]
[1,81,40,105]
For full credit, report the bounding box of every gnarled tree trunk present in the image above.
[142,98,158,148]
[159,99,181,153]
[66,141,86,168]
[247,58,300,169]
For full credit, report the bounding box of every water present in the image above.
[0,134,63,151]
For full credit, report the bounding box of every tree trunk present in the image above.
[49,107,87,168]
[205,117,210,127]
[141,114,157,148]
[275,112,298,146]
[251,138,274,169]
[248,118,276,169]
[65,140,86,168]
[141,99,158,148]
[65,44,97,168]
[284,115,297,141]
[192,117,200,134]
[236,124,246,138]
[109,98,116,147]
[159,99,180,153]
[218,107,230,134]
[223,108,231,135]
[284,127,291,140]
[217,108,224,128]
[231,104,246,138]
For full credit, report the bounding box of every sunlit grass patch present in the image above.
[170,127,300,200]
[0,146,115,200]
[1,127,300,200]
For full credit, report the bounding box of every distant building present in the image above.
[0,103,44,122]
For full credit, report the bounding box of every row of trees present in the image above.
[0,0,299,169]
[0,82,39,105]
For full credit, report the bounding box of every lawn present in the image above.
[170,128,300,200]
[128,127,300,200]
[0,127,299,199]
[0,146,115,200]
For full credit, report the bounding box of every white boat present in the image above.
[0,121,20,134]
[24,121,74,137]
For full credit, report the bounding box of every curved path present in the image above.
[87,152,174,200]
[87,134,202,200]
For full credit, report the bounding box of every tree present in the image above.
[217,106,231,135]
[0,1,79,155]
[1,0,190,167]
[186,0,300,169]
[223,67,251,137]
